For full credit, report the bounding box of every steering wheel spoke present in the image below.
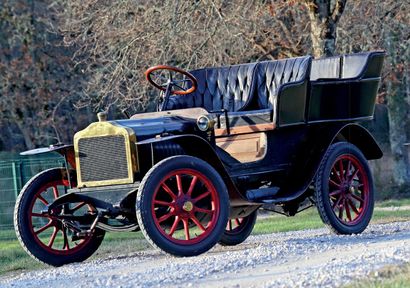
[173,83,188,92]
[145,65,197,96]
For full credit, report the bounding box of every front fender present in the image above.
[137,134,255,206]
[20,144,76,169]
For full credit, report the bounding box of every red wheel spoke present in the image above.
[338,160,345,181]
[193,191,211,203]
[346,161,352,180]
[332,195,343,209]
[187,176,198,197]
[31,212,48,218]
[348,198,360,215]
[350,193,364,203]
[154,200,173,207]
[182,219,190,240]
[329,190,342,197]
[338,202,344,219]
[48,227,58,248]
[349,169,360,182]
[158,212,174,223]
[329,179,341,188]
[235,218,241,226]
[194,207,213,214]
[161,183,177,200]
[176,174,184,196]
[168,216,180,237]
[345,199,352,221]
[35,221,53,235]
[332,166,342,183]
[52,186,59,199]
[190,215,206,232]
[37,194,49,206]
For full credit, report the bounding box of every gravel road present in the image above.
[2,221,410,288]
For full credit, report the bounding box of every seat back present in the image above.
[341,53,370,78]
[310,56,341,80]
[166,63,257,112]
[254,56,312,110]
[310,52,378,80]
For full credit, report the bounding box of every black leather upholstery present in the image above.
[167,56,312,118]
[254,56,312,110]
[310,56,341,80]
[342,52,370,78]
[310,52,374,80]
[166,63,257,112]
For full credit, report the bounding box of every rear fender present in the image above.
[336,124,383,160]
[137,135,253,206]
[275,123,382,203]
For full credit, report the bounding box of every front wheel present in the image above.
[315,142,374,234]
[136,156,229,256]
[219,211,257,246]
[14,168,105,266]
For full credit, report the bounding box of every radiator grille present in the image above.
[78,135,129,182]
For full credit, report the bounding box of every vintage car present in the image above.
[14,51,385,266]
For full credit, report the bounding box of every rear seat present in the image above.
[310,51,375,80]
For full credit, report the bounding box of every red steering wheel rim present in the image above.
[145,65,197,95]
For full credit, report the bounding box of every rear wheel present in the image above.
[136,156,229,256]
[315,142,374,234]
[219,211,257,246]
[14,168,105,266]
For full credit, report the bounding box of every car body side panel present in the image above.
[137,134,258,207]
[269,123,382,203]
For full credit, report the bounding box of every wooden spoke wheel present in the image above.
[136,156,229,256]
[219,211,257,246]
[14,168,105,266]
[315,142,374,234]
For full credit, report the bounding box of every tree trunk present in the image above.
[303,0,347,58]
[385,27,410,190]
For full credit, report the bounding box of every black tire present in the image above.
[136,155,229,256]
[315,142,374,234]
[219,211,257,246]
[14,168,105,266]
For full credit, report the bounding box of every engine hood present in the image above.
[113,116,197,141]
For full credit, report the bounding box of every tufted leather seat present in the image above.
[165,56,312,129]
[254,56,312,111]
[166,63,257,112]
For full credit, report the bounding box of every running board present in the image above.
[246,187,280,201]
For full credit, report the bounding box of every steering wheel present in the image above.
[145,65,197,95]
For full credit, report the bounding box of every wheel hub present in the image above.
[182,201,193,212]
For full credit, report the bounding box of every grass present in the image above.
[348,264,410,288]
[1,200,410,277]
[375,198,410,208]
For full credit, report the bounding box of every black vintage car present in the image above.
[14,51,385,266]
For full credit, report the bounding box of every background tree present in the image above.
[302,0,347,57]
[0,0,408,193]
[0,0,89,150]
